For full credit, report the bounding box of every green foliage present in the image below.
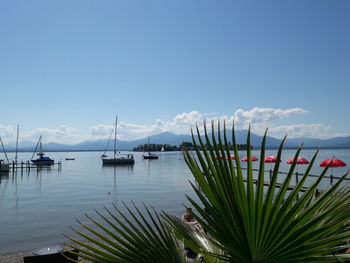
[66,202,187,263]
[133,144,178,152]
[174,121,350,262]
[66,121,350,263]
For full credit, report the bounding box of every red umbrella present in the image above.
[320,158,347,184]
[264,156,280,163]
[286,157,309,182]
[215,155,235,160]
[320,158,347,168]
[241,156,258,162]
[226,155,235,160]
[264,156,280,178]
[286,157,309,165]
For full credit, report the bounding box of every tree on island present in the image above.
[133,143,178,152]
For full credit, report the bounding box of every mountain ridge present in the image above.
[2,131,350,151]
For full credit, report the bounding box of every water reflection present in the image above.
[0,150,348,253]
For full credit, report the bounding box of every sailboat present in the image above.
[0,136,10,173]
[102,116,135,165]
[31,136,54,165]
[142,137,159,160]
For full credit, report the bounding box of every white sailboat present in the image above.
[0,136,10,173]
[102,116,134,165]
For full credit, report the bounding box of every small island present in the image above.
[133,142,251,151]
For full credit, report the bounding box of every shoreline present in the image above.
[0,250,33,263]
[0,244,76,263]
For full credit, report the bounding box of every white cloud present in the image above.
[20,125,80,144]
[2,108,348,144]
[233,107,307,129]
[88,108,311,141]
[265,124,331,139]
[90,125,114,138]
[0,124,15,138]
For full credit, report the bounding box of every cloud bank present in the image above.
[0,107,347,144]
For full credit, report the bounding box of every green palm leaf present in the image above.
[66,202,187,263]
[66,121,350,263]
[173,121,350,262]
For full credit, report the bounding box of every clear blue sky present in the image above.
[0,0,349,143]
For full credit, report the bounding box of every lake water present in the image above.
[0,149,349,253]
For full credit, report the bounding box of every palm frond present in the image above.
[66,202,187,263]
[181,121,350,262]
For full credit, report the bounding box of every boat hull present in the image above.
[0,163,10,172]
[143,155,159,159]
[102,158,135,165]
[31,158,54,166]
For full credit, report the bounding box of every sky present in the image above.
[0,0,349,144]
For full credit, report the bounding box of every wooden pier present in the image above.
[8,160,62,172]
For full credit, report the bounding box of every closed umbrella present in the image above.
[320,158,347,184]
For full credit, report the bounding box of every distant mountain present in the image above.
[2,131,350,151]
[285,136,350,148]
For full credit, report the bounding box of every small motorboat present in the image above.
[143,152,159,159]
[65,158,75,161]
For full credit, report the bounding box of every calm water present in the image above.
[0,149,349,253]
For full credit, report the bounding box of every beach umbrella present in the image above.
[241,156,258,162]
[319,158,347,168]
[264,156,280,179]
[286,157,309,183]
[320,158,347,184]
[286,157,309,165]
[264,156,280,163]
[215,155,235,160]
[226,155,235,160]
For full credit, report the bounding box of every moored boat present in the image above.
[102,116,135,165]
[0,136,10,173]
[31,136,54,166]
[0,160,9,172]
[143,152,159,159]
[142,137,159,160]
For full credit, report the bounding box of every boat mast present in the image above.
[39,136,43,155]
[0,136,9,163]
[114,116,118,158]
[15,125,19,163]
[31,136,42,160]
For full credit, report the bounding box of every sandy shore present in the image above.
[0,250,33,263]
[0,244,79,263]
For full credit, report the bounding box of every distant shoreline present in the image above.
[3,147,350,153]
